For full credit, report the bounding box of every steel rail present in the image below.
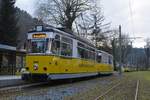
[0,82,48,93]
[134,80,139,100]
[94,81,122,100]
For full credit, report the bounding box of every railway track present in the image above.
[0,76,99,94]
[1,74,122,99]
[94,81,122,100]
[94,80,140,100]
[134,80,139,100]
[0,82,49,94]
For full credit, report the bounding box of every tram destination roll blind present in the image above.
[32,33,47,38]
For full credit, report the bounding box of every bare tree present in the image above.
[121,35,132,64]
[112,34,132,69]
[144,38,150,69]
[36,0,90,31]
[78,4,111,48]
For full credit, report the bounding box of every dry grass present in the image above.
[1,71,150,100]
[65,71,150,100]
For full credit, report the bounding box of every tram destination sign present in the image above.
[32,33,47,38]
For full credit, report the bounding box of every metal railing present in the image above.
[0,66,21,75]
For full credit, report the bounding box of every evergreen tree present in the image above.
[0,0,18,46]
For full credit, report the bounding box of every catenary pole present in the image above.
[119,25,122,75]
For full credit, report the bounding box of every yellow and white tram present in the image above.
[22,25,113,81]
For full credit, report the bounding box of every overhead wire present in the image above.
[129,0,135,38]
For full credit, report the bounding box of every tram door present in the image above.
[97,52,102,63]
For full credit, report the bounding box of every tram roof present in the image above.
[28,26,113,56]
[0,44,16,51]
[56,28,95,48]
[28,26,95,48]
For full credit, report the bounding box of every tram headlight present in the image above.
[33,64,38,70]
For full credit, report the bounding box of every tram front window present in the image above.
[28,39,48,53]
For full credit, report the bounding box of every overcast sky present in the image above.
[16,0,150,48]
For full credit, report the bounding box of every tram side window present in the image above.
[108,56,112,64]
[78,47,84,58]
[61,36,73,57]
[84,50,88,59]
[97,53,102,63]
[77,42,96,60]
[55,35,60,40]
[61,43,72,56]
[51,35,60,55]
[87,50,95,60]
[77,42,85,58]
[87,51,91,59]
[91,52,96,60]
[62,37,72,44]
[51,40,60,55]
[27,40,32,53]
[87,47,94,60]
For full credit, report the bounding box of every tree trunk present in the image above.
[0,53,2,74]
[112,39,117,71]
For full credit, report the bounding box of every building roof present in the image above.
[0,44,16,51]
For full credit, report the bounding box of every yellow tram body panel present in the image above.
[26,55,113,74]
